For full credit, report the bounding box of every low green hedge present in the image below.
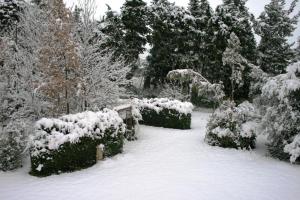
[30,128,124,177]
[140,108,191,129]
[30,109,125,177]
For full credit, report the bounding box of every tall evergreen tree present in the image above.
[100,5,126,60]
[121,0,149,64]
[254,0,300,75]
[223,32,248,100]
[187,0,217,81]
[213,0,257,101]
[145,0,192,87]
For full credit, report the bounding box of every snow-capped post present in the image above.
[133,98,193,129]
[30,109,126,177]
[114,104,140,141]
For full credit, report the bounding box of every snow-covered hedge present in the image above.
[30,109,126,176]
[133,98,193,129]
[205,101,256,149]
[259,62,300,163]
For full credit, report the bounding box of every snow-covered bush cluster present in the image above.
[133,98,193,129]
[205,101,257,149]
[259,62,300,163]
[30,109,125,157]
[167,69,225,107]
[133,98,194,115]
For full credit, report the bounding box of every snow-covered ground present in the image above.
[1,110,300,200]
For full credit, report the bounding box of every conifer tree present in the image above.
[121,0,149,64]
[213,0,257,100]
[254,0,300,75]
[187,0,216,81]
[100,5,126,60]
[146,0,191,87]
[0,0,24,36]
[223,32,248,100]
[38,0,81,116]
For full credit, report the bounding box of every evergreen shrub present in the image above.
[133,98,193,129]
[205,101,256,150]
[30,109,125,176]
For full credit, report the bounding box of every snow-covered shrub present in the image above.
[205,101,256,149]
[167,69,225,108]
[259,62,300,163]
[30,109,126,176]
[0,125,26,171]
[191,82,225,108]
[158,82,190,102]
[133,98,194,129]
[249,64,269,98]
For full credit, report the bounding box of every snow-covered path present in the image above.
[1,110,300,200]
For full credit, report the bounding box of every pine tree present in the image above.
[100,5,126,60]
[213,0,257,101]
[121,0,149,64]
[254,0,300,75]
[223,32,248,100]
[187,0,217,82]
[145,0,191,87]
[0,0,24,36]
[38,0,81,116]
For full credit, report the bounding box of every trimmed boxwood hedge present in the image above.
[139,108,191,129]
[30,128,124,177]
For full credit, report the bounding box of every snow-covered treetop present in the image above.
[30,109,125,156]
[133,98,194,114]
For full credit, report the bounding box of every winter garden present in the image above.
[1,0,300,199]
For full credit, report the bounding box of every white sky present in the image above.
[65,0,299,43]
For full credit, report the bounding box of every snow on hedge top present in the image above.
[133,98,194,114]
[30,109,125,157]
[262,62,300,101]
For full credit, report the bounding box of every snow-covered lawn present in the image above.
[1,110,300,200]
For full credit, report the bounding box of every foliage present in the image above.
[167,69,225,107]
[30,109,125,176]
[205,100,257,149]
[133,98,193,129]
[254,0,300,75]
[0,0,24,36]
[223,32,248,100]
[213,0,257,101]
[121,0,149,63]
[258,62,300,163]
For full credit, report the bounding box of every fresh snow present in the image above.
[1,110,300,200]
[31,109,125,157]
[133,98,194,114]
